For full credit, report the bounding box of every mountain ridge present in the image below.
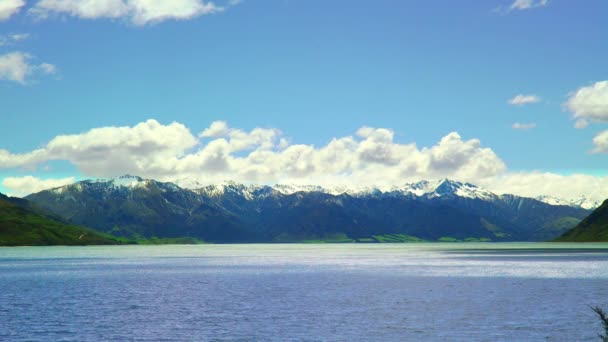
[171,177,598,210]
[24,175,592,243]
[555,199,608,242]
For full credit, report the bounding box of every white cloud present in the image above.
[0,119,506,188]
[0,33,30,46]
[43,119,199,176]
[37,63,58,75]
[129,0,222,25]
[199,120,229,138]
[512,122,536,130]
[2,119,607,202]
[508,94,541,106]
[574,119,589,129]
[0,52,28,83]
[509,0,548,11]
[0,52,58,84]
[2,176,75,197]
[0,0,24,21]
[479,172,608,204]
[30,0,130,19]
[592,130,608,154]
[30,0,224,25]
[566,81,608,126]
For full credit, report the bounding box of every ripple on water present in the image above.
[0,243,607,341]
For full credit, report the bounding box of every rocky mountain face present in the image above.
[25,176,592,243]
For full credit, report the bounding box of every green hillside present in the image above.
[555,199,608,242]
[0,194,118,246]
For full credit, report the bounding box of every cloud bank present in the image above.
[479,172,608,205]
[2,176,75,197]
[30,0,224,25]
[1,119,606,202]
[0,119,505,187]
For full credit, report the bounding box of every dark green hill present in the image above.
[0,193,118,246]
[555,199,608,242]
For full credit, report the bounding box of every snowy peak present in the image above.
[435,180,496,201]
[50,175,183,195]
[96,176,597,210]
[189,178,499,202]
[172,177,204,190]
[433,178,460,196]
[535,195,600,210]
[272,184,368,196]
[194,182,269,200]
[388,179,496,201]
[272,184,326,195]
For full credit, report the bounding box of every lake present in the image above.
[1,243,607,341]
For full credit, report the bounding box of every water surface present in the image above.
[1,243,607,341]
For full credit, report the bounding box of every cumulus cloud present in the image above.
[509,0,548,11]
[508,94,541,106]
[42,119,199,176]
[2,176,75,197]
[129,0,222,25]
[0,0,24,21]
[0,119,507,188]
[199,120,229,138]
[512,122,536,130]
[565,81,608,126]
[592,130,608,154]
[30,0,224,25]
[2,119,607,202]
[0,33,30,46]
[0,52,58,84]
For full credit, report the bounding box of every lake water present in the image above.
[1,243,608,341]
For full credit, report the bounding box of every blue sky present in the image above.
[1,0,607,201]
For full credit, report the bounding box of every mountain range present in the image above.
[23,176,593,243]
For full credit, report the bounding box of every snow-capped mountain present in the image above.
[26,175,595,243]
[175,178,500,200]
[55,175,600,211]
[177,177,593,209]
[272,184,331,195]
[52,175,182,195]
[385,179,498,201]
[535,195,601,210]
